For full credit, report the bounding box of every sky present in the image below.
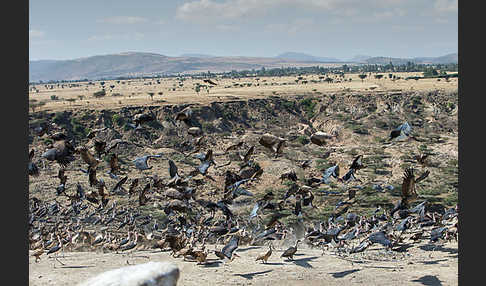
[29,0,458,61]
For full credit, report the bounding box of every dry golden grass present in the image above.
[29,72,458,113]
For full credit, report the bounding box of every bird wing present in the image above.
[401,168,416,203]
[243,146,255,162]
[222,236,239,258]
[113,176,128,192]
[415,170,430,184]
[169,160,178,178]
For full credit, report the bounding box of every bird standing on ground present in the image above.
[281,240,301,261]
[255,243,273,264]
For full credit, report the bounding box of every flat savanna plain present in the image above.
[28,72,458,285]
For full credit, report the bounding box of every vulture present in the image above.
[133,112,156,127]
[109,153,120,174]
[139,183,151,206]
[77,146,100,169]
[321,165,340,184]
[112,176,128,194]
[88,166,99,187]
[41,140,75,167]
[133,154,162,171]
[174,107,192,122]
[220,235,240,262]
[401,167,430,207]
[167,160,182,186]
[128,178,139,197]
[93,140,107,158]
[389,121,411,141]
[281,240,301,260]
[57,169,68,186]
[349,155,366,171]
[240,146,255,163]
[203,79,217,85]
[28,149,39,177]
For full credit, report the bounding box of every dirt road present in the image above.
[29,241,458,286]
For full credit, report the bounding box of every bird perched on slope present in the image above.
[77,146,100,169]
[42,140,75,167]
[28,149,39,177]
[109,153,120,174]
[139,183,151,206]
[133,154,162,171]
[389,121,412,141]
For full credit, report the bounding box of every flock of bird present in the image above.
[28,107,458,269]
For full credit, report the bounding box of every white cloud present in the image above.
[175,0,412,24]
[434,0,458,13]
[29,29,45,39]
[87,33,145,41]
[97,16,148,24]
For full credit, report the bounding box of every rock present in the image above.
[78,261,179,286]
[310,132,332,146]
[187,127,202,136]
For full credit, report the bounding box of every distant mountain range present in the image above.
[29,51,458,82]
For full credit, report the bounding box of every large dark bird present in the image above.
[88,167,99,187]
[133,112,156,127]
[174,107,192,122]
[220,235,240,262]
[320,164,340,184]
[93,140,107,158]
[203,79,217,86]
[389,122,411,141]
[133,154,162,171]
[28,149,39,176]
[349,155,366,171]
[57,169,68,186]
[109,153,120,174]
[139,183,151,206]
[112,176,128,194]
[167,160,182,186]
[281,240,301,261]
[128,178,139,197]
[41,140,75,167]
[401,167,430,207]
[77,146,100,169]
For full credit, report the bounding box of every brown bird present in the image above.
[414,153,429,166]
[77,146,100,169]
[57,169,68,186]
[139,183,151,206]
[88,166,99,187]
[349,155,366,171]
[226,141,244,153]
[128,178,139,197]
[93,140,107,158]
[41,140,75,167]
[255,243,273,264]
[109,153,120,174]
[401,167,430,207]
[29,149,39,177]
[31,248,44,263]
[281,240,301,261]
